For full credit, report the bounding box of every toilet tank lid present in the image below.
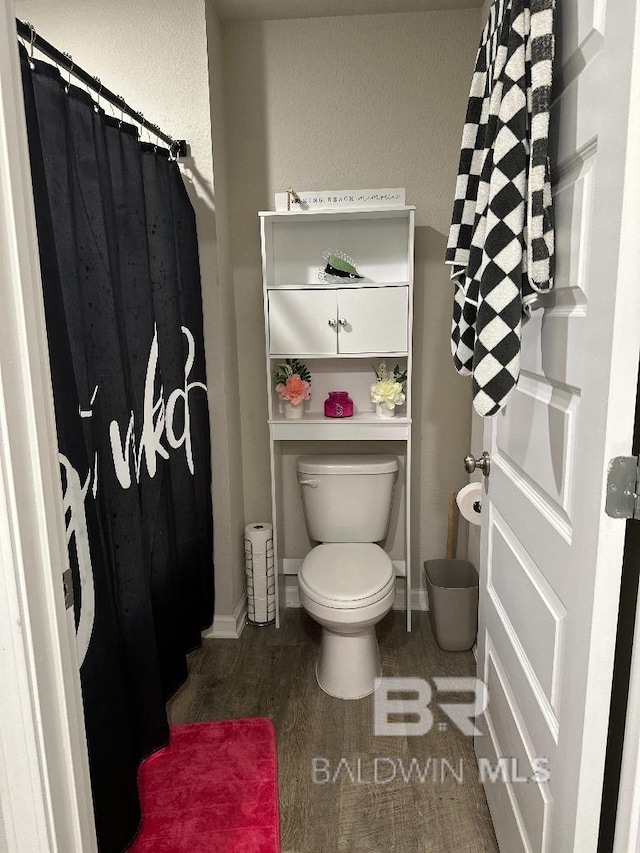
[297,454,398,475]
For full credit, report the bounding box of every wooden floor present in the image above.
[168,609,499,853]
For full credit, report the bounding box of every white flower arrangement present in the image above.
[370,362,407,412]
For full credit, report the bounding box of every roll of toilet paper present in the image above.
[244,523,275,625]
[244,522,273,554]
[456,483,483,526]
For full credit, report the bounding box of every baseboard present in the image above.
[203,581,430,633]
[404,586,429,611]
[284,578,429,611]
[202,595,247,639]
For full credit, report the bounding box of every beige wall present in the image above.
[14,0,246,619]
[481,0,493,22]
[222,10,480,593]
[203,7,248,619]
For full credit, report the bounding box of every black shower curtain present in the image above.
[19,45,214,852]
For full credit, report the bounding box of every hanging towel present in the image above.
[445,0,555,417]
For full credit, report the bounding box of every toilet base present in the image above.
[316,626,382,699]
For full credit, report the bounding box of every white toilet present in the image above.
[297,454,398,699]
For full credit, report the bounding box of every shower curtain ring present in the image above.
[93,77,102,113]
[63,52,73,91]
[139,113,150,143]
[116,96,125,127]
[26,21,36,69]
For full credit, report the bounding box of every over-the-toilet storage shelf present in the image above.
[259,205,415,630]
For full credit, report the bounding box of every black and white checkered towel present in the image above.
[445,0,555,416]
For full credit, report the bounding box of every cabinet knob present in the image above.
[328,318,337,328]
[338,318,348,327]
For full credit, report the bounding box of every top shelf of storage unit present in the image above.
[259,206,415,290]
[258,206,415,219]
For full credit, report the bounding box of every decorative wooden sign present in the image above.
[274,188,406,212]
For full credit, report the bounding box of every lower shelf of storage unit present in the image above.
[269,412,411,440]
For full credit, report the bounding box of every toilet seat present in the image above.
[299,543,394,609]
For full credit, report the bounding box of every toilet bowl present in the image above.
[297,455,398,700]
[299,543,395,698]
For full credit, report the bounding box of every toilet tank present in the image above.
[297,454,398,543]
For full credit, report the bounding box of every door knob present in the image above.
[328,318,337,328]
[464,451,491,476]
[338,318,348,327]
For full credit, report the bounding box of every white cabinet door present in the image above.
[268,290,337,355]
[337,287,408,354]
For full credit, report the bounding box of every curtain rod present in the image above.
[16,19,188,158]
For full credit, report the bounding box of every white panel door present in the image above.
[268,289,337,355]
[337,287,408,354]
[475,1,640,851]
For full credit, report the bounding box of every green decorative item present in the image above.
[318,249,364,283]
[375,361,407,386]
[273,358,311,386]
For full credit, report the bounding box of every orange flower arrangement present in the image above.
[273,359,311,407]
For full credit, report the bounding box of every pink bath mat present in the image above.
[128,718,280,852]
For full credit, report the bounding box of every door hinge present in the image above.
[62,568,74,610]
[606,456,640,520]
